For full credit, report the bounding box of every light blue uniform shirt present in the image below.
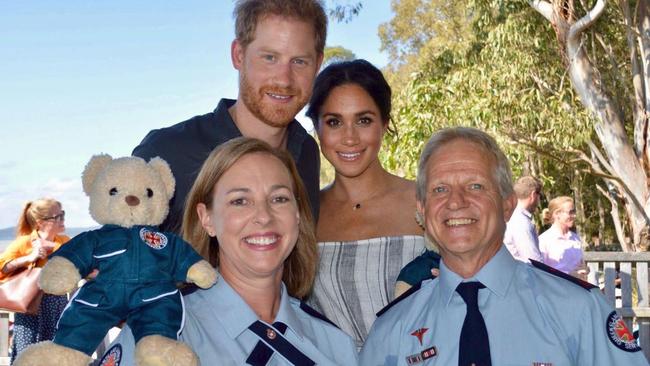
[360,246,649,366]
[100,277,358,366]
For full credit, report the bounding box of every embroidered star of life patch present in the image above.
[606,311,641,352]
[99,344,122,366]
[139,228,168,250]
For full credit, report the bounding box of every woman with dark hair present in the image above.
[306,59,435,348]
[100,137,357,365]
[0,198,69,363]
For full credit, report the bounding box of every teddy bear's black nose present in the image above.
[125,195,140,206]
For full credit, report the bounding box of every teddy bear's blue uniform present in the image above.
[49,224,203,355]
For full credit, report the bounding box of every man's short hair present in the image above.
[234,0,328,55]
[416,127,514,202]
[513,176,542,200]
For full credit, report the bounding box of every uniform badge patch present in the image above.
[99,344,122,366]
[606,311,641,352]
[139,228,168,250]
[410,327,429,346]
[405,346,437,365]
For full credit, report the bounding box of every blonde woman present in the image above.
[539,196,588,279]
[100,138,358,365]
[0,198,69,363]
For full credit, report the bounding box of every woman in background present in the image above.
[0,198,69,363]
[306,59,432,348]
[539,195,588,279]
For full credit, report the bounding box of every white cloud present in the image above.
[0,177,95,229]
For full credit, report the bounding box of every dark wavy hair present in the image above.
[306,59,395,134]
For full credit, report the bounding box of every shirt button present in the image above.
[266,328,276,340]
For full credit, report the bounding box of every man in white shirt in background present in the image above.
[504,176,543,263]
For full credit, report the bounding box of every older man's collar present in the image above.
[439,246,517,306]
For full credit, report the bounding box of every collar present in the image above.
[514,205,532,219]
[198,276,304,341]
[212,98,308,160]
[546,224,575,240]
[439,246,517,306]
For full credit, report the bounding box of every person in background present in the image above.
[539,195,589,279]
[305,59,432,348]
[0,198,69,363]
[503,175,543,263]
[101,138,358,365]
[132,0,326,245]
[360,127,647,365]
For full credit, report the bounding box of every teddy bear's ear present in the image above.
[82,154,113,196]
[148,157,176,199]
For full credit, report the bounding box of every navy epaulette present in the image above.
[376,281,423,318]
[530,260,597,291]
[300,302,339,328]
[180,283,200,296]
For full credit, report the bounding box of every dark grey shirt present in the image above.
[133,98,320,234]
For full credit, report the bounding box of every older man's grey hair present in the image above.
[415,127,514,202]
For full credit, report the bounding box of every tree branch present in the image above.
[568,0,607,42]
[528,0,554,22]
[596,184,631,251]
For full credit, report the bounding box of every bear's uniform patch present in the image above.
[99,344,122,366]
[139,228,168,250]
[606,311,641,352]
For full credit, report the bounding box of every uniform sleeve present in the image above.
[168,234,203,282]
[98,325,136,366]
[49,232,97,277]
[575,289,649,365]
[359,314,402,366]
[0,236,30,279]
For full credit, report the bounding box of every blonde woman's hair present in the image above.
[181,137,317,299]
[542,196,573,225]
[16,198,61,236]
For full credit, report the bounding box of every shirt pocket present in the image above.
[93,238,128,260]
[72,284,105,308]
[136,283,179,304]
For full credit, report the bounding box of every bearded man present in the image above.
[133,0,326,238]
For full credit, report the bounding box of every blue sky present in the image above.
[0,1,392,229]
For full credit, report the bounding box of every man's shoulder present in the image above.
[377,278,438,320]
[523,260,598,306]
[136,112,217,147]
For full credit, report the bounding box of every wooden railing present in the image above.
[0,252,649,364]
[584,251,650,362]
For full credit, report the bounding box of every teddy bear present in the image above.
[393,211,441,298]
[14,154,218,366]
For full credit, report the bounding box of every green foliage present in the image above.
[379,0,622,245]
[328,1,363,23]
[323,46,356,67]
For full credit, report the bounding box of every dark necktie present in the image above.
[246,320,315,366]
[456,282,491,366]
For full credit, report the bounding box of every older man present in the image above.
[503,175,543,263]
[360,127,647,366]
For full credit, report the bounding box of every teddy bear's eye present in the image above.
[109,188,118,196]
[146,188,154,198]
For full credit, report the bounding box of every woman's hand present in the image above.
[28,241,48,262]
[37,238,57,253]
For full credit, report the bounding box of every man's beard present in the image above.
[240,72,308,128]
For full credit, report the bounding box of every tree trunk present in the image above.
[530,0,650,251]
